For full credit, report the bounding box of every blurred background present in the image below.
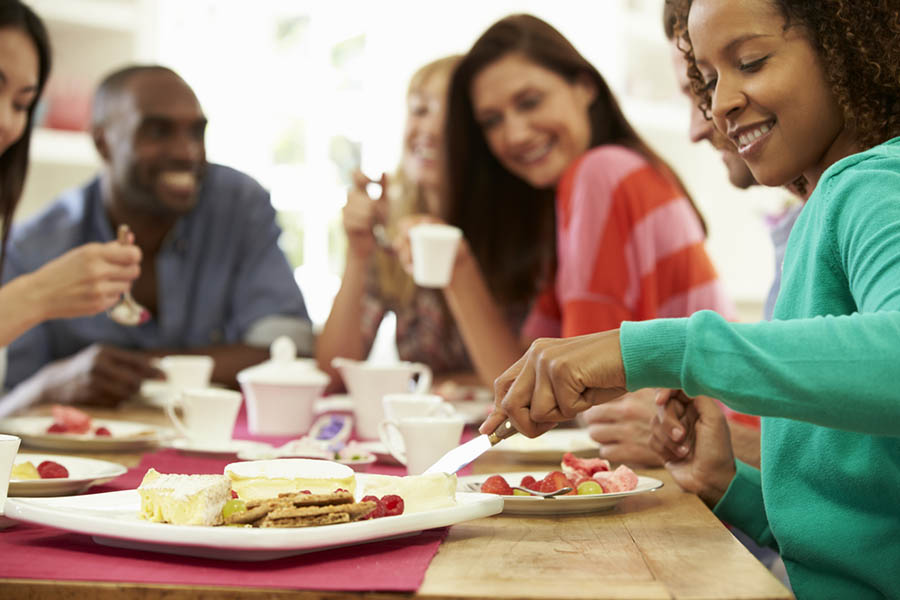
[19,0,789,332]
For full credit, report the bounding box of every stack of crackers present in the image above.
[224,491,376,528]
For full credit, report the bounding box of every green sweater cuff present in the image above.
[713,460,775,549]
[619,318,688,390]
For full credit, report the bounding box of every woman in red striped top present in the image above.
[421,13,734,388]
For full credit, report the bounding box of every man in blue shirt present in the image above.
[1,65,311,414]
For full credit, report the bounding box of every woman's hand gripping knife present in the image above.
[479,330,628,438]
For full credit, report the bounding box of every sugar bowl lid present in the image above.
[237,336,330,386]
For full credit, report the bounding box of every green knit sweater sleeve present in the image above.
[712,460,777,550]
[621,147,900,436]
[621,310,900,435]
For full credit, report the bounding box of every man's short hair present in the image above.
[91,65,180,127]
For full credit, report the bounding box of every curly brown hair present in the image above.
[667,0,900,151]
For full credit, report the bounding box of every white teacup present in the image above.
[156,355,215,405]
[409,223,462,288]
[379,416,465,475]
[382,393,456,421]
[0,434,21,514]
[332,358,432,440]
[166,387,243,445]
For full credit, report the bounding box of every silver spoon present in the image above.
[106,224,150,326]
[467,482,574,498]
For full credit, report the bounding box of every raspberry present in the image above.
[480,474,513,495]
[230,490,239,499]
[94,426,112,437]
[519,475,539,490]
[381,494,404,517]
[46,423,68,434]
[37,460,69,479]
[358,495,385,520]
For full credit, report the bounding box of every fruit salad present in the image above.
[479,452,638,496]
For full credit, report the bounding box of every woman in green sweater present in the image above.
[479,1,900,598]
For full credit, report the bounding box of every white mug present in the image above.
[166,387,243,445]
[379,416,465,475]
[332,358,433,440]
[408,223,462,288]
[0,434,21,514]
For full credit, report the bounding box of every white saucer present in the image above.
[165,438,271,457]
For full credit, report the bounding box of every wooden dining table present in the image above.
[1,404,793,600]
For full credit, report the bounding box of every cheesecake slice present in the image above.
[224,459,356,501]
[137,468,231,526]
[359,472,457,513]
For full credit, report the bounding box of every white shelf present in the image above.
[29,0,139,33]
[29,128,98,167]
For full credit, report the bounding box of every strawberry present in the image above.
[94,426,112,437]
[37,460,69,479]
[381,494,404,517]
[540,471,576,495]
[561,452,610,478]
[46,423,68,434]
[480,474,513,495]
[519,475,539,490]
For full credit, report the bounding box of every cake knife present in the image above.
[422,419,518,475]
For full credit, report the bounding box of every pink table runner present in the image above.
[0,449,448,592]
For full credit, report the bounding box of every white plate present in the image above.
[0,417,171,452]
[4,481,503,561]
[9,453,127,497]
[457,471,663,515]
[486,429,600,462]
[166,438,273,457]
[234,445,377,472]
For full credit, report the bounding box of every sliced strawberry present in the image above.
[480,474,513,495]
[46,423,69,434]
[519,475,539,490]
[381,494,404,517]
[37,460,69,479]
[540,471,576,495]
[50,405,91,434]
[94,426,112,437]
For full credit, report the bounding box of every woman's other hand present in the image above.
[649,389,737,508]
[582,388,663,466]
[480,330,627,438]
[343,170,388,259]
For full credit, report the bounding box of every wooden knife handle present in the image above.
[487,419,517,445]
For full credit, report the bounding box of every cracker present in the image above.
[258,513,350,528]
[267,500,375,520]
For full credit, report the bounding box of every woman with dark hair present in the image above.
[0,0,140,352]
[410,14,733,388]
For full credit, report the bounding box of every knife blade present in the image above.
[423,419,518,475]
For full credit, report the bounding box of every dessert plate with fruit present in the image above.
[0,406,170,452]
[457,453,663,515]
[9,453,127,497]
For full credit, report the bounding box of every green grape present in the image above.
[512,489,532,496]
[576,480,604,495]
[222,498,247,519]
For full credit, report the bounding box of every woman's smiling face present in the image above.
[688,0,858,189]
[470,52,595,189]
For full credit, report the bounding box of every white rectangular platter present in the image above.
[5,484,503,561]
